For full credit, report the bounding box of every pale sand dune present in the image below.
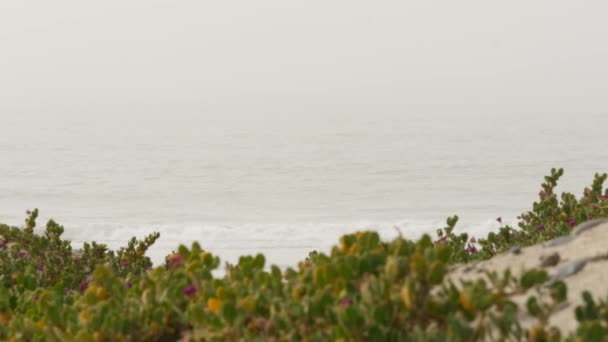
[448,219,608,335]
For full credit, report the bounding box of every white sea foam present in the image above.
[58,217,518,267]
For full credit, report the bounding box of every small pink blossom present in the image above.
[183,285,197,296]
[496,217,502,223]
[168,254,184,267]
[340,299,353,307]
[78,280,89,292]
[468,245,477,254]
[535,225,545,231]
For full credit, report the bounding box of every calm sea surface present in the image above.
[1,113,606,266]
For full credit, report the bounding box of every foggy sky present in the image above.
[1,1,607,119]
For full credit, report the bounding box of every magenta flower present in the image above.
[468,245,477,254]
[535,225,545,231]
[121,261,129,268]
[78,280,89,292]
[126,281,133,289]
[0,242,5,249]
[36,262,44,271]
[601,195,608,200]
[18,250,27,257]
[34,294,40,301]
[183,285,197,296]
[340,298,353,307]
[64,287,71,294]
[496,217,502,224]
[168,254,184,267]
[568,218,576,227]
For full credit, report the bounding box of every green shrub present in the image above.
[0,168,607,340]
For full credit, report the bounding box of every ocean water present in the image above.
[1,113,606,267]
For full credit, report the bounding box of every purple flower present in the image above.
[340,299,353,307]
[121,261,129,268]
[34,294,40,301]
[535,225,545,231]
[126,281,133,289]
[36,262,44,271]
[183,285,197,296]
[468,245,477,254]
[168,254,184,267]
[78,280,89,292]
[568,218,576,227]
[470,237,477,243]
[496,217,502,224]
[18,250,27,257]
[0,242,5,249]
[64,287,71,294]
[601,195,608,200]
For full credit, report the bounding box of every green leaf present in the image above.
[520,269,548,289]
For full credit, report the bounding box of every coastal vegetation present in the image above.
[1,168,608,340]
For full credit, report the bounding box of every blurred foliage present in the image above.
[0,169,607,340]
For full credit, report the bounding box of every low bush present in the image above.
[0,168,607,340]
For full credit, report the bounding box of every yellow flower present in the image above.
[79,310,90,324]
[96,287,109,300]
[207,297,222,313]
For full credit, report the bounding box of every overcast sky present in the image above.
[1,1,607,119]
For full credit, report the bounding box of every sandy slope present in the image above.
[448,219,608,335]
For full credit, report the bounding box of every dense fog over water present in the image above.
[1,1,607,265]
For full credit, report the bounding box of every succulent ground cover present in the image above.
[1,169,608,340]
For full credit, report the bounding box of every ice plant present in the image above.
[568,218,576,227]
[535,225,545,231]
[468,245,477,254]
